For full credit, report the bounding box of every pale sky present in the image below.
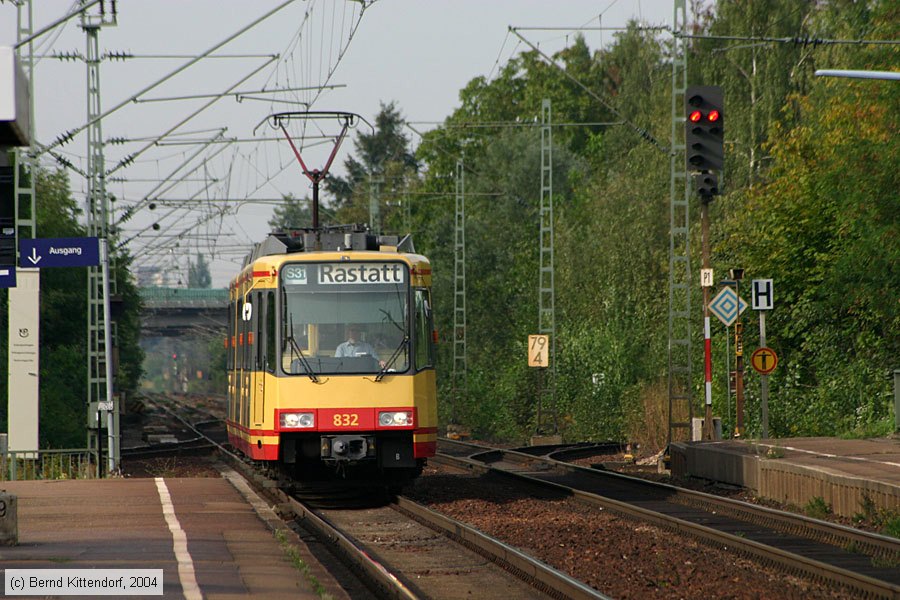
[2,0,673,286]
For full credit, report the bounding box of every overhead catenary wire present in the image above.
[509,26,668,154]
[42,0,297,154]
[684,33,900,47]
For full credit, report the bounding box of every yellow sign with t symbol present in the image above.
[528,335,550,367]
[751,347,778,375]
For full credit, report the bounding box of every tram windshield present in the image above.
[281,261,409,375]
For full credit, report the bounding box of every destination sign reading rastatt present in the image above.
[318,263,405,285]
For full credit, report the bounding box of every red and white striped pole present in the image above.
[704,314,712,412]
[700,198,713,440]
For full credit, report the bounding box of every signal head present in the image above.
[684,85,724,172]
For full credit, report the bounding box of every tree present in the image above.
[188,253,212,288]
[267,193,313,230]
[324,101,419,227]
[693,1,817,188]
[722,83,898,433]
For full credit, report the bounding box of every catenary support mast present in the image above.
[667,0,693,446]
[537,98,557,435]
[82,4,119,474]
[451,156,467,425]
[7,0,40,455]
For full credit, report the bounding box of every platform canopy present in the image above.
[0,47,31,148]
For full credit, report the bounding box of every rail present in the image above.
[436,441,900,600]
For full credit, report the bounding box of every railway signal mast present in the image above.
[685,85,724,440]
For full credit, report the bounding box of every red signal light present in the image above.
[708,109,720,122]
[689,110,703,123]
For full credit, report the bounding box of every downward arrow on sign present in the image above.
[27,248,42,265]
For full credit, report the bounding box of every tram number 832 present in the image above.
[333,413,359,427]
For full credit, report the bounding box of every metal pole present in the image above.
[666,0,692,446]
[369,177,381,234]
[101,239,115,472]
[538,98,557,435]
[759,311,769,438]
[893,370,899,433]
[311,175,320,229]
[734,280,745,437]
[451,156,467,425]
[701,198,712,440]
[725,326,731,434]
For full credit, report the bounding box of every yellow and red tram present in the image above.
[226,227,437,484]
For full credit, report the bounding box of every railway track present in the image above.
[129,394,900,598]
[436,439,900,600]
[121,393,226,460]
[133,394,608,599]
[225,447,611,599]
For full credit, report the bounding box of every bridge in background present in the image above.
[139,287,228,337]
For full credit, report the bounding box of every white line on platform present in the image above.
[155,477,203,600]
[752,442,900,469]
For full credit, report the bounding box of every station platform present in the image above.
[0,468,348,599]
[671,436,900,518]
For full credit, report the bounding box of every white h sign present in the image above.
[752,279,774,311]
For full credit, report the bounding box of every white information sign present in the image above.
[7,269,39,453]
[751,279,774,311]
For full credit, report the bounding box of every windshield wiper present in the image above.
[375,335,409,382]
[286,334,320,383]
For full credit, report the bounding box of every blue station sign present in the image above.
[19,237,100,268]
[0,265,16,288]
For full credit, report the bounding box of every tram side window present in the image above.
[236,300,244,370]
[255,291,263,370]
[265,291,276,373]
[227,301,234,370]
[414,289,435,370]
[242,298,251,370]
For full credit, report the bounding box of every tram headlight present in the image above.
[378,411,413,427]
[280,412,314,429]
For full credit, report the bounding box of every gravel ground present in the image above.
[121,456,221,478]
[406,463,853,600]
[115,401,871,598]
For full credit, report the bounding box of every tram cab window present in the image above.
[414,289,435,370]
[281,261,410,375]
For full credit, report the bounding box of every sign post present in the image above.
[700,265,714,441]
[752,279,774,438]
[710,283,748,437]
[15,237,106,461]
[527,334,555,444]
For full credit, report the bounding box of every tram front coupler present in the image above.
[320,434,375,462]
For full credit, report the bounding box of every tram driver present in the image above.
[336,325,386,368]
